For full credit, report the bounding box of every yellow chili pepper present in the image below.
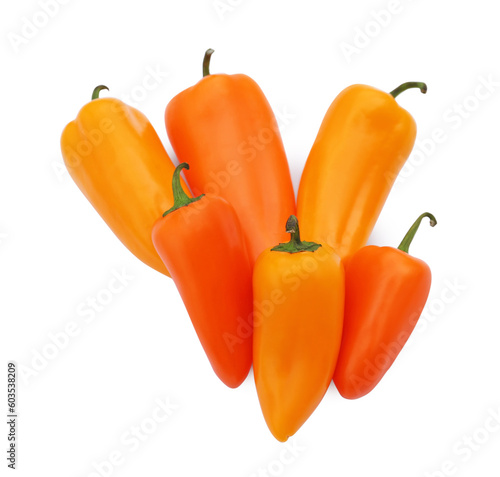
[253,215,344,442]
[61,85,189,276]
[297,82,427,261]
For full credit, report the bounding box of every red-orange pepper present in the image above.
[165,49,296,264]
[152,163,253,388]
[333,212,436,399]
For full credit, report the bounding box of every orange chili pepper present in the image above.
[61,85,190,276]
[297,82,427,261]
[61,85,189,276]
[152,163,253,388]
[253,215,344,441]
[333,212,436,399]
[165,49,296,264]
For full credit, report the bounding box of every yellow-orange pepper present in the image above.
[61,86,189,276]
[253,215,344,442]
[297,82,427,261]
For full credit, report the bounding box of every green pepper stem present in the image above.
[92,85,109,100]
[287,215,302,247]
[398,212,437,254]
[203,49,215,77]
[162,163,204,217]
[390,82,427,99]
[271,215,321,253]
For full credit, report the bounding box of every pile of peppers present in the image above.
[61,49,437,442]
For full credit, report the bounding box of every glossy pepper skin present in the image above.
[165,49,296,264]
[253,216,344,441]
[61,86,190,276]
[297,82,427,261]
[333,212,436,399]
[152,163,253,388]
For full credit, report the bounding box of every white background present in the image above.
[2,0,500,475]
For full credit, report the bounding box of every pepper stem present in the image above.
[92,85,109,100]
[203,49,215,77]
[162,163,204,216]
[398,212,437,254]
[390,82,427,99]
[271,215,321,253]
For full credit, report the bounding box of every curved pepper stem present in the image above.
[203,49,215,77]
[271,215,321,253]
[398,212,437,254]
[162,163,204,216]
[92,85,109,100]
[390,82,427,99]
